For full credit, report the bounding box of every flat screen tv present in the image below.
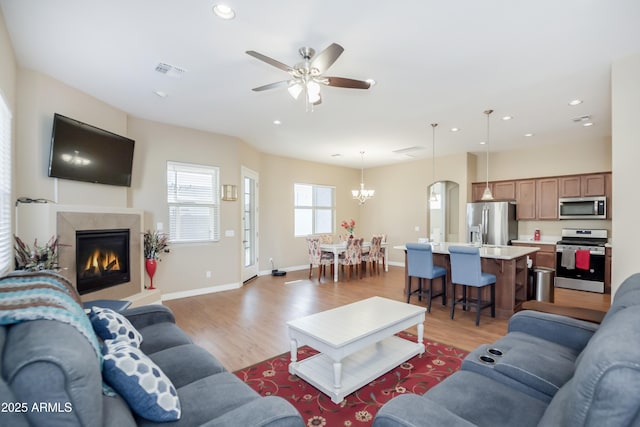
[48,113,135,187]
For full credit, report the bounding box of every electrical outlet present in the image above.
[269,257,273,264]
[206,271,212,278]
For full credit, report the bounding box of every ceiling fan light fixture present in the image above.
[287,82,303,100]
[212,4,235,20]
[306,80,321,103]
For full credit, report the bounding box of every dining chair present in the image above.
[363,236,383,276]
[378,234,387,271]
[305,236,334,281]
[448,245,496,326]
[405,243,447,312]
[339,237,364,280]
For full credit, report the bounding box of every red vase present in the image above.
[145,258,157,290]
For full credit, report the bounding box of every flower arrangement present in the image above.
[14,235,60,271]
[143,229,169,261]
[340,219,356,236]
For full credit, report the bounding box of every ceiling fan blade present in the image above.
[310,43,344,73]
[251,80,291,92]
[324,76,371,89]
[246,50,294,73]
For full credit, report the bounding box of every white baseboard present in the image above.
[161,282,241,301]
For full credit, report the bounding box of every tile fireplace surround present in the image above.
[16,204,149,303]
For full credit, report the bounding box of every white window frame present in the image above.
[0,93,11,274]
[294,183,335,237]
[167,161,220,243]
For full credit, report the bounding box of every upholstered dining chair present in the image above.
[405,243,447,312]
[339,237,364,280]
[363,236,383,276]
[448,245,496,326]
[305,236,334,281]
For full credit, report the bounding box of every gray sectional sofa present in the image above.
[373,273,640,427]
[0,271,303,427]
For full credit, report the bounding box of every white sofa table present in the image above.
[287,296,426,403]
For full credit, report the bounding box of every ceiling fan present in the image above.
[246,43,371,107]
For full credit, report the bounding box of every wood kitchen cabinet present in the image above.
[537,178,558,219]
[516,180,536,220]
[558,173,607,198]
[513,242,556,270]
[471,182,490,202]
[492,181,516,200]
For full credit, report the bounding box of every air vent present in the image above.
[392,146,425,156]
[572,115,591,123]
[155,62,187,78]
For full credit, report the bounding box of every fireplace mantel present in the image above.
[16,203,157,305]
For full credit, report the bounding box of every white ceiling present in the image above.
[1,0,639,168]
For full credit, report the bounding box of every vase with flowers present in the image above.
[340,219,356,238]
[143,229,169,290]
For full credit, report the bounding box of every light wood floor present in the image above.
[164,265,611,372]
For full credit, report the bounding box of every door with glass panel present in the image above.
[242,167,259,282]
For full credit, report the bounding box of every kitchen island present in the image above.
[396,243,540,320]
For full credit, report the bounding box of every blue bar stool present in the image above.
[405,243,447,312]
[448,245,496,326]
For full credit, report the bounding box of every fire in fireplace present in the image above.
[76,229,130,295]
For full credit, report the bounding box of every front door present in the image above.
[242,167,259,282]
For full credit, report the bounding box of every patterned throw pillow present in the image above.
[102,340,181,422]
[90,306,143,347]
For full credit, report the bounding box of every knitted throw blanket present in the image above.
[0,270,102,366]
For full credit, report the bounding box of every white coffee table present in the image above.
[287,296,426,403]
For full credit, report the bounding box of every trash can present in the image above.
[533,267,555,302]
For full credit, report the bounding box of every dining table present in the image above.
[320,241,389,282]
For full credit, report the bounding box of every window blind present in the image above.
[167,161,220,242]
[0,94,12,274]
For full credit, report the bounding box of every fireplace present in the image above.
[76,229,130,295]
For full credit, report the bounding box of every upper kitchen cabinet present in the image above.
[516,180,536,220]
[537,178,559,219]
[471,181,516,202]
[558,173,608,198]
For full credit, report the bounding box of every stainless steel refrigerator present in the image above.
[466,201,518,246]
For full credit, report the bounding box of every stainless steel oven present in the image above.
[555,228,607,293]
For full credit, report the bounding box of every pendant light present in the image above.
[352,151,375,205]
[429,123,439,202]
[481,109,494,201]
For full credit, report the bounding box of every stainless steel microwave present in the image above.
[558,196,607,219]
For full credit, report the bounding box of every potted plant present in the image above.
[14,235,61,271]
[340,219,356,238]
[143,229,169,290]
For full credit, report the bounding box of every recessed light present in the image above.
[524,133,534,137]
[568,99,583,106]
[153,90,168,98]
[212,4,236,20]
[331,153,341,157]
[273,120,281,125]
[583,122,594,127]
[502,116,513,121]
[450,127,459,132]
[480,141,486,145]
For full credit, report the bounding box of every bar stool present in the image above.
[448,245,496,326]
[405,243,447,312]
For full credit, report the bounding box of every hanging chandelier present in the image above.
[352,151,375,205]
[481,109,495,201]
[429,123,439,202]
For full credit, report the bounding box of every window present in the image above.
[167,161,220,242]
[294,184,335,236]
[0,94,11,274]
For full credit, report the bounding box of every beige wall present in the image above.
[258,153,360,269]
[474,138,612,183]
[611,54,640,295]
[127,117,244,293]
[362,152,472,264]
[15,69,128,207]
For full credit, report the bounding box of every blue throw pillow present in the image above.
[102,340,181,422]
[90,306,143,347]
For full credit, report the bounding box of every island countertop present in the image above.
[394,243,539,260]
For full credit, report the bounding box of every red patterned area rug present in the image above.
[234,332,468,427]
